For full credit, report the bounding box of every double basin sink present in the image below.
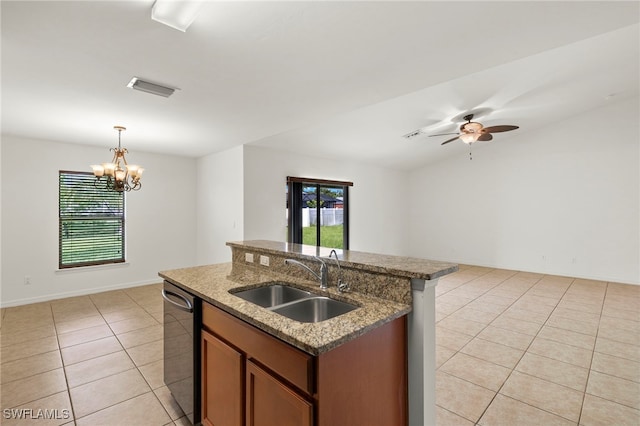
[230,283,357,323]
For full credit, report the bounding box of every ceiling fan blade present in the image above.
[428,132,459,137]
[482,125,519,133]
[441,136,460,145]
[477,133,493,142]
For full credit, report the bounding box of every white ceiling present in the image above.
[2,1,639,170]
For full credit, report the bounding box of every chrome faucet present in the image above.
[329,249,350,293]
[284,257,329,289]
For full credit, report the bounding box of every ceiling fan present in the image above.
[430,114,519,145]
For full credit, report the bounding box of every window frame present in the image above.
[58,170,126,269]
[286,176,352,250]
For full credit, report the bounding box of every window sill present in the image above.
[55,262,130,274]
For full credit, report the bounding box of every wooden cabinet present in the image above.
[201,301,407,426]
[246,360,313,426]
[201,330,243,426]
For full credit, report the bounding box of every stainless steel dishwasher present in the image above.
[162,281,201,425]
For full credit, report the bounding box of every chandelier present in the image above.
[90,126,144,192]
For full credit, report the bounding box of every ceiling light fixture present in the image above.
[91,126,144,192]
[429,114,518,147]
[127,77,176,98]
[459,121,483,144]
[459,132,481,144]
[151,0,203,32]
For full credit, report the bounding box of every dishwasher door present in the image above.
[162,281,201,425]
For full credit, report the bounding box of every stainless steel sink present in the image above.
[271,297,357,323]
[231,283,312,308]
[231,283,358,323]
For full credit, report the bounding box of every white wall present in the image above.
[196,145,244,265]
[5,98,635,308]
[242,145,410,256]
[408,97,640,284]
[1,135,198,306]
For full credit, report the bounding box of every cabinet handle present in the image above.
[162,289,193,313]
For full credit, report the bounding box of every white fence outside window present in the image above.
[302,208,343,227]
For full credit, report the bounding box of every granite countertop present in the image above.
[227,240,458,280]
[159,263,411,355]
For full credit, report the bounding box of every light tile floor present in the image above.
[0,283,186,425]
[0,267,638,425]
[436,265,640,426]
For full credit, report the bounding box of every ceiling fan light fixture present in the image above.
[151,0,203,32]
[460,132,480,144]
[424,112,518,149]
[462,121,483,132]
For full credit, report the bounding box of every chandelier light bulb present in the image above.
[102,163,116,176]
[91,165,105,177]
[115,169,126,182]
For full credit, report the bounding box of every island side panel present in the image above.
[316,316,408,426]
[408,278,438,426]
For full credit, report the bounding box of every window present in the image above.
[287,177,352,249]
[59,171,125,268]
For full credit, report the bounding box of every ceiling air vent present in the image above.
[127,77,177,98]
[402,130,422,139]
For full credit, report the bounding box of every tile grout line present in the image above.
[51,301,79,426]
[0,304,63,413]
[130,288,181,424]
[113,289,176,423]
[575,280,608,426]
[66,292,131,423]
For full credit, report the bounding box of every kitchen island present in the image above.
[160,240,457,425]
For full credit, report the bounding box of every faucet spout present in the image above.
[285,257,329,289]
[329,249,350,292]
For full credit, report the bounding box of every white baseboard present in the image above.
[439,257,639,286]
[0,278,163,308]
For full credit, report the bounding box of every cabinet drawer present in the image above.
[203,302,314,395]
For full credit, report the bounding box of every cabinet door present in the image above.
[246,360,313,426]
[201,330,244,426]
